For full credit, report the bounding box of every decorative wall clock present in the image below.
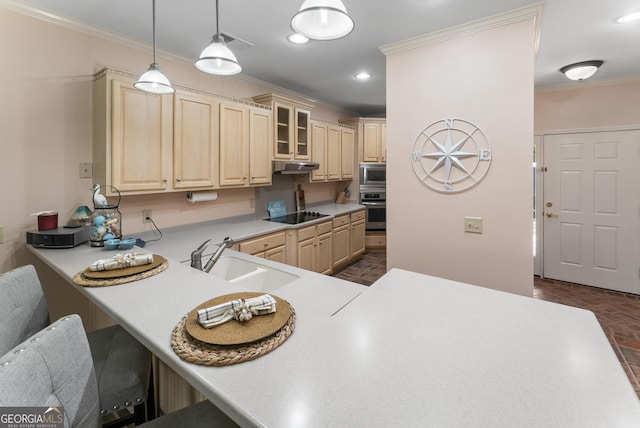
[411,118,492,193]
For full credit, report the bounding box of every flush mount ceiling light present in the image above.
[559,60,604,81]
[195,0,241,75]
[134,0,175,94]
[291,0,354,41]
[616,11,640,23]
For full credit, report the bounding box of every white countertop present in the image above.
[27,207,640,427]
[141,202,365,262]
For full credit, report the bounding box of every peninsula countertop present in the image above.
[27,209,640,427]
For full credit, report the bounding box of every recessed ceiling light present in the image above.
[354,72,371,80]
[616,11,640,23]
[287,33,309,44]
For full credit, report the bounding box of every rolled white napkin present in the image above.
[90,253,154,272]
[197,294,277,328]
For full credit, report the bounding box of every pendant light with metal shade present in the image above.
[195,0,241,75]
[135,0,175,94]
[291,0,354,41]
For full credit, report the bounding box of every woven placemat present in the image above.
[82,255,165,279]
[72,257,169,287]
[185,292,291,345]
[171,303,296,366]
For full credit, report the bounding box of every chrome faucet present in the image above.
[190,237,234,272]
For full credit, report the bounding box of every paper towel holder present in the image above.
[187,191,218,203]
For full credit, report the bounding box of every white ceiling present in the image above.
[9,0,640,116]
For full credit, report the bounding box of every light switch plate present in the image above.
[79,162,93,179]
[464,217,483,234]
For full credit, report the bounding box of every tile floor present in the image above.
[333,251,640,399]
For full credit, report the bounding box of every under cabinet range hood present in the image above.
[272,161,319,174]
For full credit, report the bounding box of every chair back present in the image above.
[0,265,50,355]
[0,315,101,428]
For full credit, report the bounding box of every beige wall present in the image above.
[0,7,350,273]
[385,18,536,296]
[535,78,640,132]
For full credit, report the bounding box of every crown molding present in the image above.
[0,0,190,62]
[379,2,543,58]
[535,74,640,93]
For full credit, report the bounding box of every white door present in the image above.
[542,130,640,294]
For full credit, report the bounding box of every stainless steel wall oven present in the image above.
[359,163,386,231]
[360,189,386,230]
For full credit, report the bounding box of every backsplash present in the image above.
[254,175,297,218]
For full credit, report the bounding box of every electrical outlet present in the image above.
[142,209,152,223]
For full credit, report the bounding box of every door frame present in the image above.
[533,135,543,277]
[534,124,640,280]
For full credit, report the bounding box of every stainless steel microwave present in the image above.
[359,163,386,188]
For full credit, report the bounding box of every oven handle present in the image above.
[361,201,386,206]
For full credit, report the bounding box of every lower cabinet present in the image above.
[332,214,350,268]
[234,231,286,262]
[333,209,366,270]
[296,221,333,274]
[350,210,366,259]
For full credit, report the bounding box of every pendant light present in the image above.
[291,0,354,41]
[195,0,241,75]
[135,0,175,94]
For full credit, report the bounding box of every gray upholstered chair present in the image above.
[0,315,239,428]
[0,265,151,426]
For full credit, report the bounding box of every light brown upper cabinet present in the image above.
[94,71,173,194]
[94,69,272,195]
[253,93,313,161]
[173,90,218,189]
[340,126,355,180]
[341,118,387,163]
[219,101,272,187]
[311,121,354,183]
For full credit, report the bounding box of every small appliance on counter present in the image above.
[27,227,89,249]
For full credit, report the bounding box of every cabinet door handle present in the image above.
[163,178,168,183]
[176,178,181,182]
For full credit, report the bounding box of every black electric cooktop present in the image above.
[266,211,329,225]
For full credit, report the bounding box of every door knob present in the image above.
[545,211,558,218]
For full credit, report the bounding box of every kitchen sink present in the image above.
[207,255,299,292]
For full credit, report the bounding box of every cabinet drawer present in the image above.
[239,231,285,254]
[317,221,332,235]
[365,232,386,248]
[332,214,349,228]
[297,225,316,242]
[350,210,365,222]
